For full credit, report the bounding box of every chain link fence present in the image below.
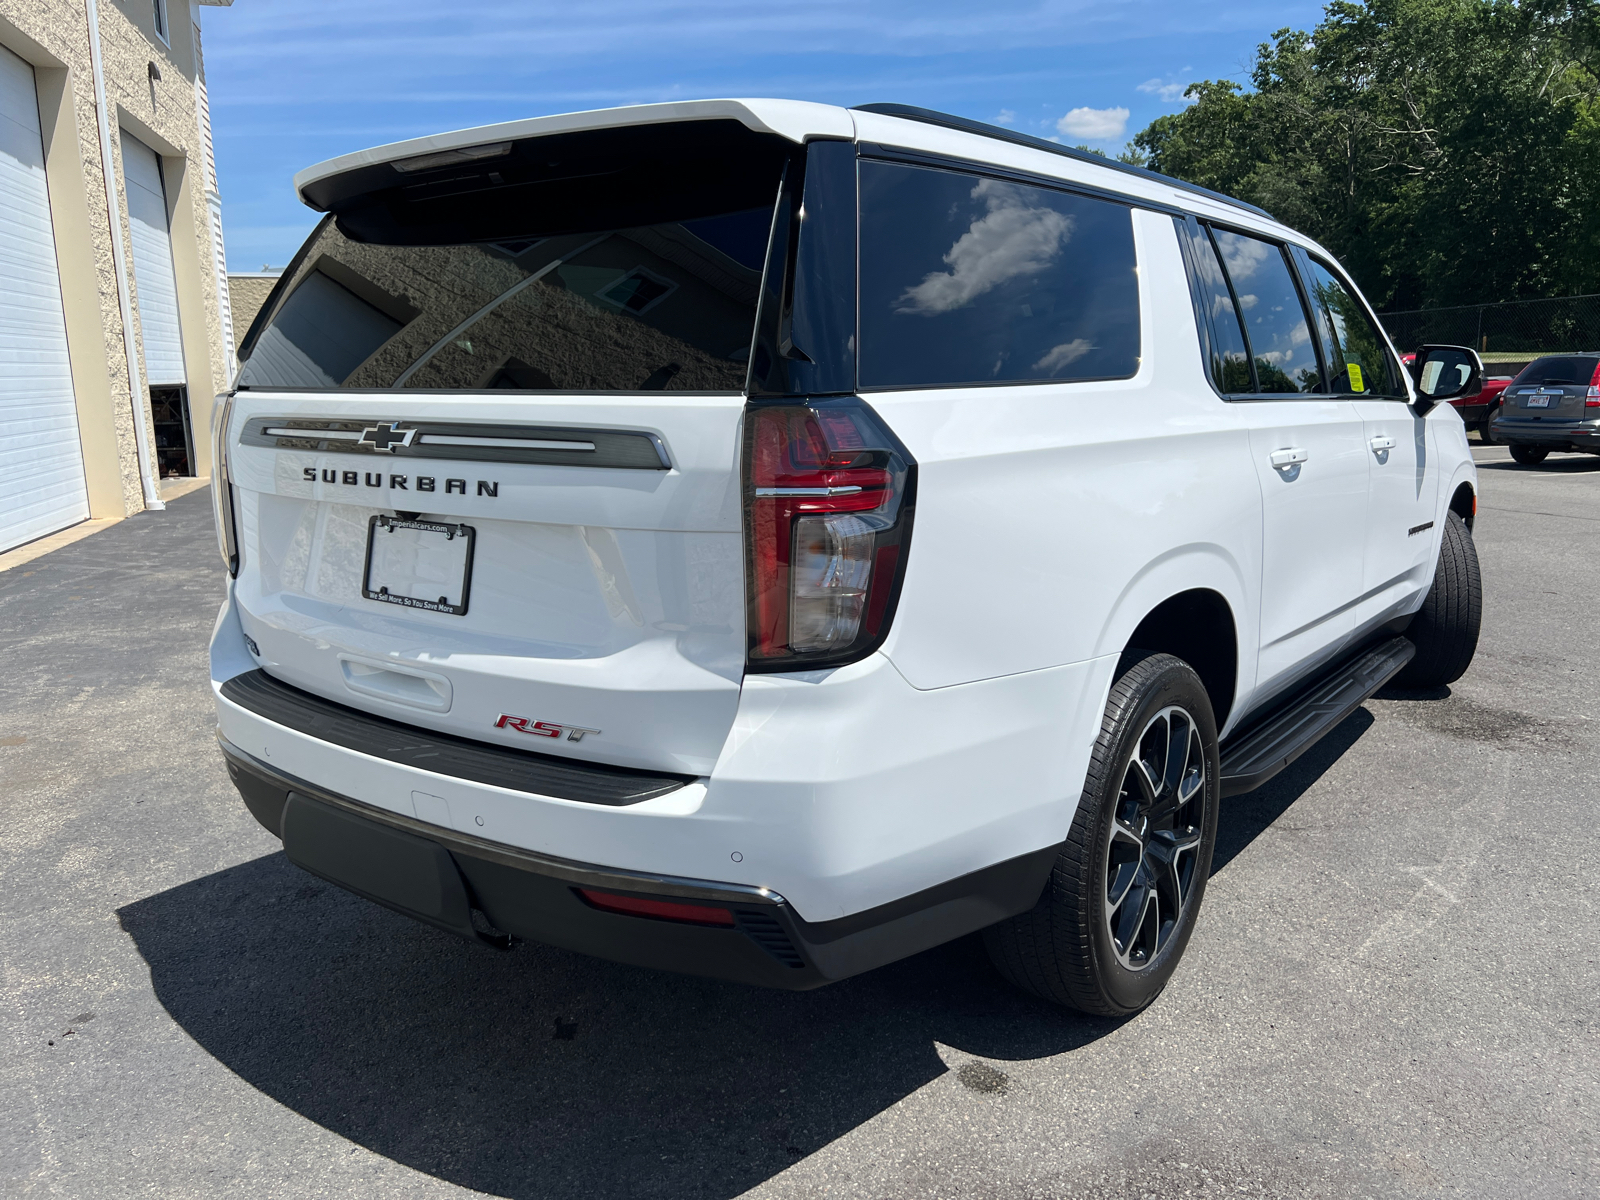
[1377,293,1600,366]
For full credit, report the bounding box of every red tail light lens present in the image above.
[1588,362,1599,404]
[743,400,915,670]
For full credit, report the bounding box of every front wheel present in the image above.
[1394,511,1482,688]
[984,653,1219,1014]
[1510,444,1548,465]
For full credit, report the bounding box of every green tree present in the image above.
[1132,0,1600,310]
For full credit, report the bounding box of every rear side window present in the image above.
[1302,258,1402,397]
[1515,355,1600,385]
[237,208,774,392]
[1210,229,1321,394]
[858,161,1140,389]
[1176,219,1252,393]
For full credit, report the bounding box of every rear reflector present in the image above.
[576,888,736,926]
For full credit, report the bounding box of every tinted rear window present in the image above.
[857,161,1140,389]
[237,208,774,392]
[1515,356,1600,385]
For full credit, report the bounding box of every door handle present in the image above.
[1270,447,1308,468]
[1369,435,1396,453]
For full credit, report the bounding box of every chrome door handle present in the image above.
[1270,447,1308,468]
[1369,436,1396,453]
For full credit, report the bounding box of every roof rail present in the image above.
[850,103,1273,221]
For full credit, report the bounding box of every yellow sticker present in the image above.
[1347,363,1365,392]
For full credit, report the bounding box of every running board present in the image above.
[1219,636,1415,797]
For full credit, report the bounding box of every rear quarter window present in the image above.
[857,161,1140,389]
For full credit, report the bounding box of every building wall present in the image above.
[0,0,235,521]
[227,270,280,350]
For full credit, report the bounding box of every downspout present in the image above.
[85,0,163,510]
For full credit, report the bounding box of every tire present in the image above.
[1394,510,1482,688]
[984,653,1220,1015]
[1510,444,1548,465]
[1478,402,1502,444]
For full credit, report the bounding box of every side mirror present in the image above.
[1408,344,1483,414]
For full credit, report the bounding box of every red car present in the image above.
[1403,353,1511,438]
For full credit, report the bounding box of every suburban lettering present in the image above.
[417,476,435,492]
[321,468,336,482]
[390,474,407,489]
[445,478,466,494]
[365,472,382,487]
[342,470,358,485]
[303,467,316,481]
[477,480,499,497]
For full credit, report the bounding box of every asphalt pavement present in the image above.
[1,445,1596,1199]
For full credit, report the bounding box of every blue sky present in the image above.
[199,0,1327,271]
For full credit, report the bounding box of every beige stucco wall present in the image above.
[0,0,235,519]
[227,272,279,350]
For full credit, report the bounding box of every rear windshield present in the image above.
[237,209,773,392]
[1514,355,1600,386]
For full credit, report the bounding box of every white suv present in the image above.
[209,100,1484,1014]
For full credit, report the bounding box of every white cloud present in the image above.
[1137,78,1192,103]
[1214,231,1271,282]
[895,179,1074,316]
[1056,106,1129,140]
[995,108,1017,125]
[1033,339,1095,374]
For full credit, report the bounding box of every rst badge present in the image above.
[495,714,600,742]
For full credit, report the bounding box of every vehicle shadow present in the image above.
[1478,454,1600,472]
[118,708,1373,1199]
[118,856,1121,1200]
[1211,707,1375,874]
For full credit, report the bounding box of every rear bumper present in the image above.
[220,736,1055,989]
[1491,417,1600,448]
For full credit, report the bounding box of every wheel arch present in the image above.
[1096,550,1250,732]
[1118,588,1239,731]
[1449,479,1477,532]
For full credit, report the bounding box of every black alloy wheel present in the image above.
[984,653,1219,1015]
[1103,705,1208,971]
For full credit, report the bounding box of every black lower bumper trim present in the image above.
[219,736,1057,990]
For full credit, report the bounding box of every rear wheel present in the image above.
[984,653,1219,1014]
[1478,402,1503,444]
[1510,444,1549,465]
[1394,511,1481,688]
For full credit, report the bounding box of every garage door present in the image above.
[0,44,89,553]
[120,131,186,386]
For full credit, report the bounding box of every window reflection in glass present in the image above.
[1179,221,1252,392]
[1303,258,1399,396]
[859,161,1139,389]
[1211,229,1321,394]
[238,208,771,392]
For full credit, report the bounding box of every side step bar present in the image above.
[1219,636,1415,797]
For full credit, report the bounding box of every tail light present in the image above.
[210,392,240,576]
[743,399,915,671]
[1587,362,1599,405]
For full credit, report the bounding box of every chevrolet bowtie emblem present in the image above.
[358,423,418,452]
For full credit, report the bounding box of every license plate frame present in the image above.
[362,515,476,616]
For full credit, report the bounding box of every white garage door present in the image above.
[0,45,89,552]
[120,130,187,386]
